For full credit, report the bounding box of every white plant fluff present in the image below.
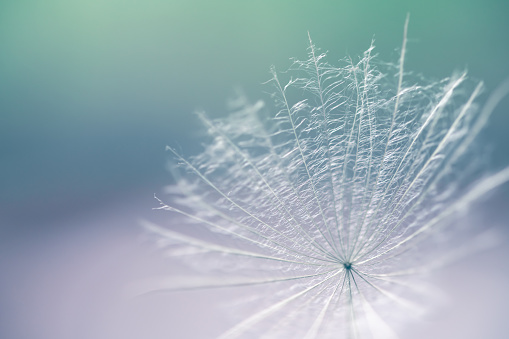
[145,18,509,338]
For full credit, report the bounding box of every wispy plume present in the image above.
[145,16,509,338]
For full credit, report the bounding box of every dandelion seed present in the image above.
[144,16,509,338]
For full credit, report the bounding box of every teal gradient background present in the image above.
[1,1,508,338]
[2,0,508,221]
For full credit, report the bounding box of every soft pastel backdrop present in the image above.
[1,1,508,338]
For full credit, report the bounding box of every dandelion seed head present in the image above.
[144,18,509,339]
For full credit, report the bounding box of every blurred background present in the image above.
[1,0,508,338]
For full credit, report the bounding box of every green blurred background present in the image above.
[1,1,508,338]
[2,0,508,225]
